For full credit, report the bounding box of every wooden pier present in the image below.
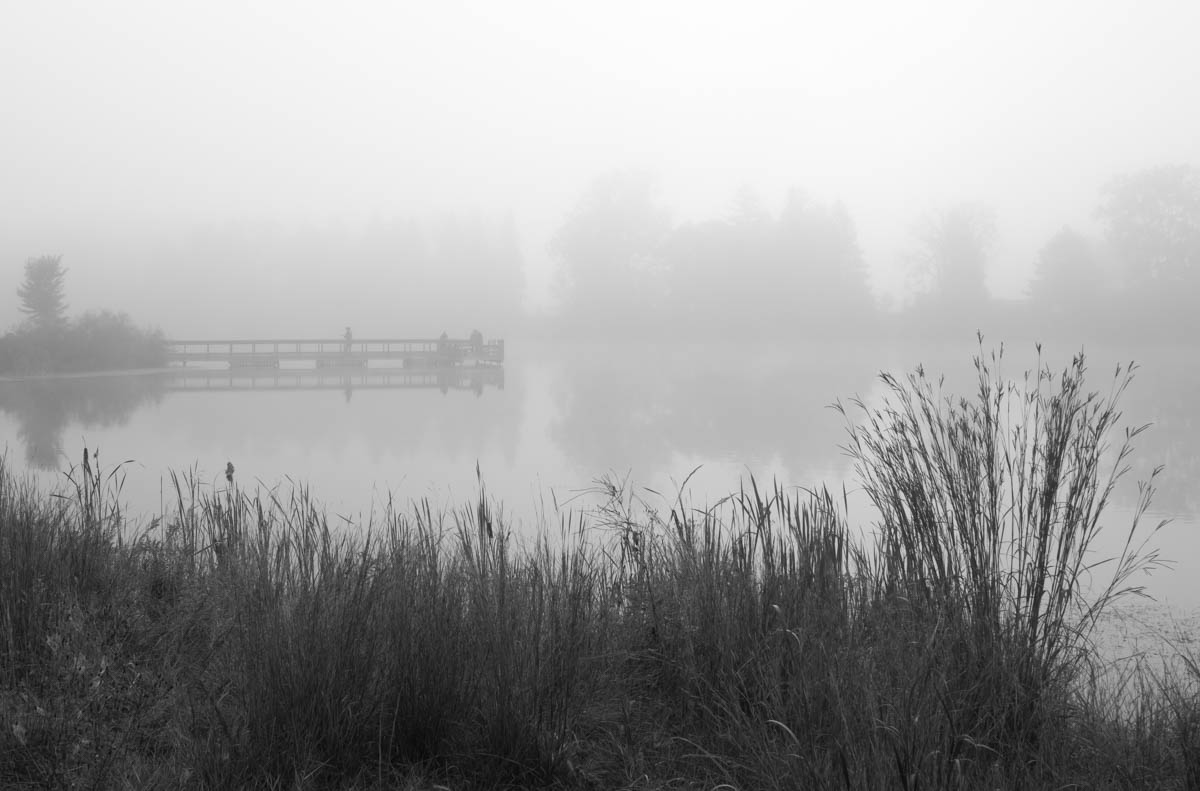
[166,336,504,369]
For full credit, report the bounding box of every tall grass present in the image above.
[0,344,1190,789]
[836,341,1166,770]
[155,468,612,788]
[0,447,131,685]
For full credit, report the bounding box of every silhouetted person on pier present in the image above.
[470,329,483,354]
[343,327,353,354]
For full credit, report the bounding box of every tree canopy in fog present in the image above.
[1027,227,1105,330]
[661,188,873,335]
[18,255,68,331]
[911,204,995,307]
[551,171,672,331]
[551,173,875,337]
[1099,165,1200,295]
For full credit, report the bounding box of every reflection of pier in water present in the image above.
[166,336,504,368]
[162,365,504,393]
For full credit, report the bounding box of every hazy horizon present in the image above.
[4,1,1199,335]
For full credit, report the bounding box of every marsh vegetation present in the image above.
[1,348,1196,790]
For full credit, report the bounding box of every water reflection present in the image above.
[1114,347,1200,518]
[0,374,166,469]
[165,365,504,396]
[1,340,1195,608]
[0,364,510,475]
[0,341,1195,523]
[546,341,876,488]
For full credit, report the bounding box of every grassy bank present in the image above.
[1,347,1197,789]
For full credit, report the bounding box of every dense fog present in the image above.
[3,0,1200,518]
[3,2,1198,342]
[8,9,1200,786]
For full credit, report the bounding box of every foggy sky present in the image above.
[3,1,1199,332]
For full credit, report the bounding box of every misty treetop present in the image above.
[1026,227,1108,334]
[910,203,995,307]
[664,189,875,334]
[550,170,672,329]
[907,165,1200,341]
[17,255,68,332]
[1021,164,1200,339]
[1099,164,1200,294]
[552,173,875,338]
[549,164,1200,342]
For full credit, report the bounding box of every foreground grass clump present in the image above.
[835,343,1166,776]
[0,345,1193,789]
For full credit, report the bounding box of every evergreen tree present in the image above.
[18,255,68,331]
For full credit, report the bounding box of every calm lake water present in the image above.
[2,337,1197,610]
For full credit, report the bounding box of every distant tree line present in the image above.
[548,164,1200,343]
[0,255,167,374]
[550,172,875,338]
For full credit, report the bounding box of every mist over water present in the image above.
[3,4,1200,621]
[2,337,1195,609]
